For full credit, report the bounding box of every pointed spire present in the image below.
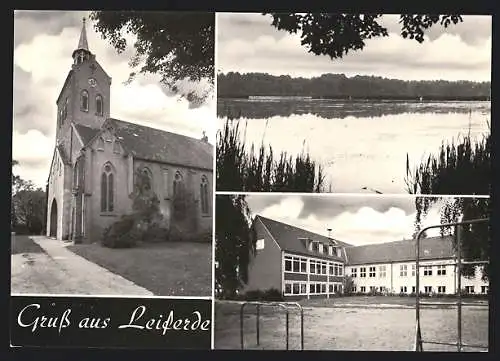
[77,17,89,52]
[72,17,91,61]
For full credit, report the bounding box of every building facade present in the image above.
[245,216,489,298]
[46,19,213,243]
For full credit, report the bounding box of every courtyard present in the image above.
[214,297,489,351]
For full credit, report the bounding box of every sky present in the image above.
[217,13,492,82]
[244,194,488,246]
[12,10,215,188]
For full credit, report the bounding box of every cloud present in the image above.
[217,13,491,82]
[247,194,451,246]
[12,11,214,188]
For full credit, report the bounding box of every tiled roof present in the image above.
[344,236,455,265]
[256,215,352,261]
[74,123,100,145]
[108,118,213,171]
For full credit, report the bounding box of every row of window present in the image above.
[96,161,210,214]
[58,93,105,128]
[284,281,343,296]
[352,285,488,294]
[351,264,448,278]
[284,255,343,276]
[308,241,341,257]
[80,90,104,115]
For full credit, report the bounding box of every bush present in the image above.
[142,222,169,243]
[101,215,138,248]
[238,288,284,302]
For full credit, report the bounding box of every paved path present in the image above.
[11,236,153,296]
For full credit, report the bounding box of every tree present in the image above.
[12,189,46,234]
[11,160,46,234]
[90,11,214,104]
[344,275,354,295]
[215,195,256,298]
[265,14,463,59]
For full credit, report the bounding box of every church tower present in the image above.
[55,18,112,151]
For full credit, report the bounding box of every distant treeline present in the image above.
[218,72,491,101]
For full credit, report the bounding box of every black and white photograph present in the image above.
[11,11,215,297]
[214,193,489,351]
[215,13,491,194]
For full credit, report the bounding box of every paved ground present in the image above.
[214,300,489,351]
[11,236,153,296]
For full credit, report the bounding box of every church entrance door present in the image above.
[49,199,57,238]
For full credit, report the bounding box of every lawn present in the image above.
[11,235,46,255]
[214,299,489,351]
[68,241,212,296]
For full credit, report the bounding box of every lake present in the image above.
[217,99,491,194]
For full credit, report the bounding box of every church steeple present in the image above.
[72,17,91,65]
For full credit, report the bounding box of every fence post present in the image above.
[285,309,289,350]
[256,304,260,346]
[456,224,462,352]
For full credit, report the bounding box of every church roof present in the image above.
[104,118,213,171]
[74,123,100,145]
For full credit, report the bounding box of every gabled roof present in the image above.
[73,123,100,145]
[344,236,455,265]
[102,118,213,171]
[256,215,351,261]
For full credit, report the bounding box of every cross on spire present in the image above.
[72,16,91,63]
[77,17,89,52]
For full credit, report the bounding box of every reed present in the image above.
[216,115,326,192]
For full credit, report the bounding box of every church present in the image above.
[46,19,213,244]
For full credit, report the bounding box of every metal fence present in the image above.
[414,218,489,352]
[240,301,304,350]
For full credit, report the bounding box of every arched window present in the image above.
[81,90,89,112]
[101,163,114,212]
[172,172,185,217]
[63,98,68,120]
[200,176,209,215]
[96,95,103,116]
[58,108,63,128]
[173,172,183,199]
[141,168,153,193]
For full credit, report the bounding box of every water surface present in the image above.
[217,99,491,194]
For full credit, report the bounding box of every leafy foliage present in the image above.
[344,275,354,295]
[217,72,490,99]
[217,115,326,192]
[90,11,214,104]
[406,131,490,280]
[101,168,165,248]
[11,160,46,234]
[405,133,490,195]
[233,288,284,302]
[215,195,256,298]
[265,13,462,59]
[101,214,138,248]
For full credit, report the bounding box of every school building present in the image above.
[245,215,489,299]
